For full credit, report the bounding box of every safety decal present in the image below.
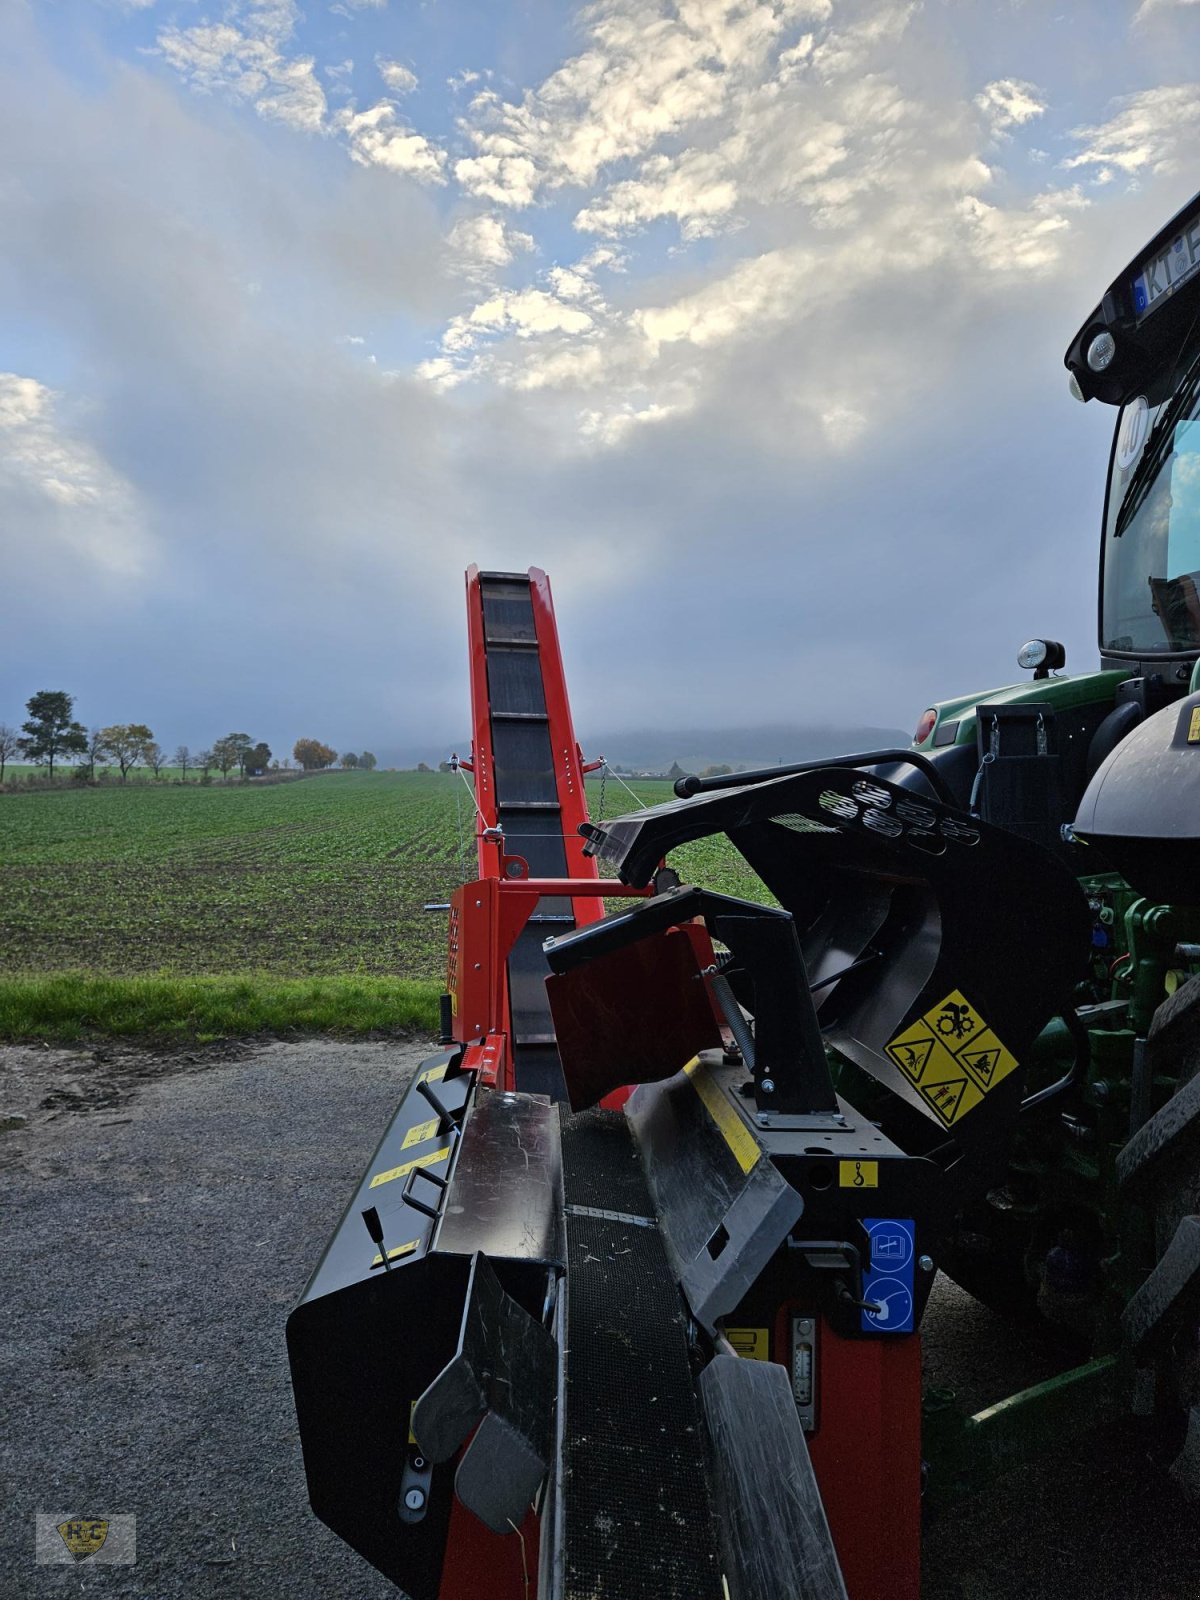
[369,1145,452,1190]
[724,1327,769,1361]
[1189,707,1200,745]
[839,1159,878,1188]
[401,1117,441,1150]
[861,1218,915,1334]
[417,1062,448,1085]
[883,989,1018,1127]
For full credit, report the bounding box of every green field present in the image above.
[0,771,767,1039]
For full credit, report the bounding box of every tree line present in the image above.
[0,691,375,786]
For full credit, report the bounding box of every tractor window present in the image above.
[1103,364,1200,653]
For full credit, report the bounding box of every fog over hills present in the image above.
[380,724,910,775]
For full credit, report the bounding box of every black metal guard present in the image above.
[544,883,837,1116]
[672,748,958,807]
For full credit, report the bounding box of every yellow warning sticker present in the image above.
[885,989,1018,1127]
[372,1239,421,1268]
[417,1062,448,1084]
[408,1400,419,1446]
[725,1326,769,1361]
[684,1058,761,1175]
[369,1146,452,1190]
[401,1117,441,1150]
[1190,706,1200,744]
[839,1159,878,1188]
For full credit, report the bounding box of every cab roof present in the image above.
[1065,188,1200,406]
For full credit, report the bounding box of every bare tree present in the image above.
[145,741,166,779]
[196,748,215,780]
[174,745,192,782]
[0,724,18,784]
[84,727,107,782]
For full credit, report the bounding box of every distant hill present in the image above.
[375,723,910,775]
[581,723,911,776]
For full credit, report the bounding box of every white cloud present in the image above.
[1065,86,1200,177]
[443,288,595,353]
[455,0,817,207]
[0,374,152,576]
[975,78,1046,136]
[157,2,327,133]
[378,58,417,94]
[448,214,535,275]
[334,100,447,182]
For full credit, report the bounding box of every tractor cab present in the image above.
[1066,190,1200,678]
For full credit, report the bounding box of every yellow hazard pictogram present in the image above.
[839,1159,878,1188]
[56,1521,109,1562]
[885,990,1018,1126]
[1190,706,1200,744]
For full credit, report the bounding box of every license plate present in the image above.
[1132,220,1200,318]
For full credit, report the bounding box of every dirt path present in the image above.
[1,1041,1196,1598]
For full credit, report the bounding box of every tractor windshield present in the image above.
[1102,337,1200,654]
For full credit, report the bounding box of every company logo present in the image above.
[58,1520,109,1561]
[35,1514,136,1565]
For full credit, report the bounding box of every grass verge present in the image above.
[0,972,442,1044]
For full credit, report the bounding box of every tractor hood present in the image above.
[1074,691,1200,904]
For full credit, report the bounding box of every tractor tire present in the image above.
[1116,973,1200,1497]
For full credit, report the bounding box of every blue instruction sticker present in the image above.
[861,1218,915,1334]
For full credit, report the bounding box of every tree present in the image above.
[145,741,166,779]
[360,751,377,771]
[0,724,18,784]
[19,691,87,778]
[196,748,215,780]
[229,733,253,777]
[248,741,271,775]
[212,736,241,778]
[83,727,107,782]
[293,738,337,770]
[99,724,154,782]
[342,752,360,769]
[174,745,191,781]
[667,761,685,781]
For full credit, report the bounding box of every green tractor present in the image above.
[891,186,1200,1490]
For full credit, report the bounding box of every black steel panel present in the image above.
[496,807,569,877]
[699,1355,847,1600]
[296,1052,470,1304]
[435,1089,564,1266]
[287,1253,469,1600]
[486,646,548,715]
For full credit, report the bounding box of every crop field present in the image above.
[0,771,769,994]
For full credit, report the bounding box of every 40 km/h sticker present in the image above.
[883,989,1018,1127]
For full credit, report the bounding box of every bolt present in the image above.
[412,1456,425,1471]
[918,1255,935,1273]
[760,1078,776,1095]
[797,1319,813,1335]
[404,1487,426,1512]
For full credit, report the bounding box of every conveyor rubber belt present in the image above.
[559,1108,724,1600]
[479,573,572,1098]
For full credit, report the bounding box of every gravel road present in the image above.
[2,1039,1197,1600]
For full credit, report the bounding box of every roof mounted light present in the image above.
[1018,638,1066,679]
[1086,330,1116,373]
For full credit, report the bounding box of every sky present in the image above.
[3,0,1200,765]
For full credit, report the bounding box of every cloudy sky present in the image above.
[3,0,1199,763]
